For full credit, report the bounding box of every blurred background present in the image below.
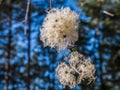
[0,0,120,90]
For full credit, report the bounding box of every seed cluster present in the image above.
[56,51,95,88]
[40,7,96,89]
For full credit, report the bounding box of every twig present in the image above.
[24,0,31,35]
[103,10,120,17]
[44,0,53,13]
[50,0,52,9]
[103,10,114,17]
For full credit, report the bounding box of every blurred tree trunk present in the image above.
[5,5,12,90]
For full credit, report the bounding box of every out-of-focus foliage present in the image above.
[76,0,120,89]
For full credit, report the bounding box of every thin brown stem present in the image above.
[24,0,31,35]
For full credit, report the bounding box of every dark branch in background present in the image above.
[27,0,31,90]
[24,0,31,35]
[5,6,12,90]
[99,39,106,89]
[24,1,53,89]
[24,0,31,89]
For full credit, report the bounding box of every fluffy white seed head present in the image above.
[40,7,79,50]
[69,51,96,84]
[56,62,76,88]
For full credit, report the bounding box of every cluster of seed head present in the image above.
[40,7,95,89]
[56,51,95,88]
[40,7,79,50]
